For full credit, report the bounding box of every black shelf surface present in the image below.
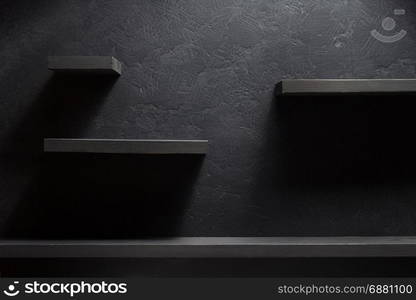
[48,56,122,75]
[44,139,208,154]
[1,237,416,258]
[276,79,416,95]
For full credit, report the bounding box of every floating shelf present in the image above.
[44,139,208,154]
[276,79,416,95]
[0,237,416,258]
[48,56,122,75]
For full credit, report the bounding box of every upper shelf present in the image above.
[276,79,416,95]
[1,237,416,258]
[48,56,122,75]
[44,139,208,155]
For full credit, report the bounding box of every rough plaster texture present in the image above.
[1,0,416,238]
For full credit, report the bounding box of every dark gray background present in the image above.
[1,0,416,239]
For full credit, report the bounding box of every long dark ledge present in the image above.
[1,237,416,258]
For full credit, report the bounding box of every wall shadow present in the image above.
[250,89,416,236]
[1,72,203,239]
[4,153,204,239]
[281,93,416,188]
[1,74,117,156]
[248,93,289,221]
[0,73,118,238]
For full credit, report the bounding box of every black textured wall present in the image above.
[1,0,416,239]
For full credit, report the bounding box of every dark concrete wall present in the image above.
[1,0,416,238]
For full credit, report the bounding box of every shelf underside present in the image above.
[1,237,416,258]
[44,139,208,154]
[277,79,416,95]
[48,56,122,75]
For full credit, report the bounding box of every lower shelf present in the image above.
[44,139,208,154]
[1,237,416,258]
